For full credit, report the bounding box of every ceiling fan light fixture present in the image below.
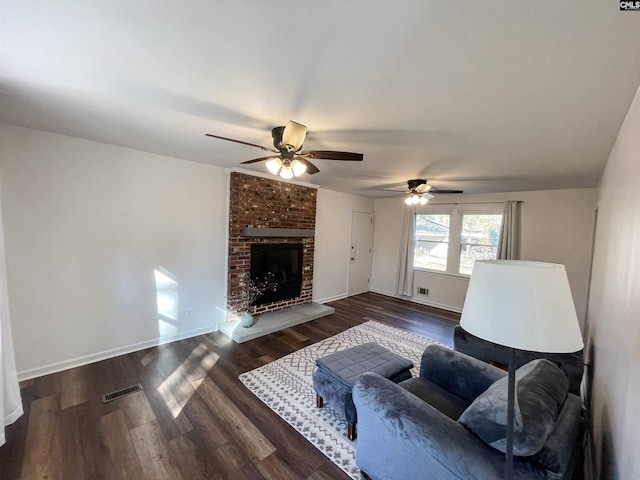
[411,194,421,205]
[207,120,363,177]
[419,195,428,205]
[291,159,307,176]
[266,158,283,175]
[404,196,413,206]
[279,164,294,179]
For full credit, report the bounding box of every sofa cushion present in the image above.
[399,377,471,421]
[458,359,569,456]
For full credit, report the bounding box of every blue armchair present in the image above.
[352,344,583,480]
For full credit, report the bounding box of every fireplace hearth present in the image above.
[219,302,335,343]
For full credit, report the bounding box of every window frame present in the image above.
[413,203,503,277]
[413,209,452,273]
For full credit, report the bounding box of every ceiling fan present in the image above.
[205,121,364,179]
[383,179,464,205]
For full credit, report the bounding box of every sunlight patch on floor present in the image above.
[156,342,220,418]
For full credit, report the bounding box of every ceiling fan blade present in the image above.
[240,155,280,165]
[299,150,364,161]
[384,193,410,198]
[430,189,464,194]
[282,121,307,152]
[205,133,279,153]
[294,157,319,174]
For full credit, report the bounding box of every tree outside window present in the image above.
[459,214,502,274]
[414,214,450,271]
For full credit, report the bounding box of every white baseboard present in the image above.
[17,324,219,381]
[369,287,398,297]
[314,292,349,304]
[369,288,462,314]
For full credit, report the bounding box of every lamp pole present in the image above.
[505,348,516,479]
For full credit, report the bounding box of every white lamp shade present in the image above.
[460,260,583,353]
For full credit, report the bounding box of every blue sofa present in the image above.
[352,344,583,480]
[453,325,584,396]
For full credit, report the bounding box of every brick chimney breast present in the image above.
[227,173,317,319]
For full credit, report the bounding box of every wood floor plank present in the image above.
[130,421,183,480]
[181,395,230,447]
[122,390,156,429]
[209,442,266,479]
[31,371,62,400]
[282,326,310,343]
[60,365,90,410]
[0,386,35,479]
[255,354,276,365]
[58,403,90,479]
[20,395,62,480]
[100,410,145,480]
[196,376,276,463]
[140,370,193,440]
[157,341,220,419]
[257,452,304,480]
[205,364,327,477]
[168,434,224,480]
[306,462,345,480]
[138,347,158,367]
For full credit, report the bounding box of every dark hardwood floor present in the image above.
[0,292,458,480]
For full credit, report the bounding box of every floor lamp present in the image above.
[459,261,584,479]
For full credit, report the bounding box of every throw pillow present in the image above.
[458,358,569,456]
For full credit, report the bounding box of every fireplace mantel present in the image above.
[242,227,315,238]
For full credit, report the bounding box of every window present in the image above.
[414,214,450,271]
[459,214,502,275]
[414,206,503,276]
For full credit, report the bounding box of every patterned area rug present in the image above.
[239,321,439,479]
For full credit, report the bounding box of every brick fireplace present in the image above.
[227,172,317,319]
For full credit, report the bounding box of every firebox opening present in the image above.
[250,243,303,306]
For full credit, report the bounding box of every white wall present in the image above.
[587,86,640,479]
[371,188,597,325]
[0,124,229,379]
[0,125,374,379]
[313,189,374,303]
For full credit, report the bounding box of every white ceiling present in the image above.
[2,1,640,197]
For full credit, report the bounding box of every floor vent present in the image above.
[101,383,143,403]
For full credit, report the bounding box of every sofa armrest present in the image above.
[420,344,506,403]
[353,373,545,480]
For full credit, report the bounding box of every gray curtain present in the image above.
[1,184,23,446]
[498,200,521,260]
[396,206,416,296]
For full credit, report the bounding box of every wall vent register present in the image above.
[101,383,144,403]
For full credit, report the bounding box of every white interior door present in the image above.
[348,212,373,296]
